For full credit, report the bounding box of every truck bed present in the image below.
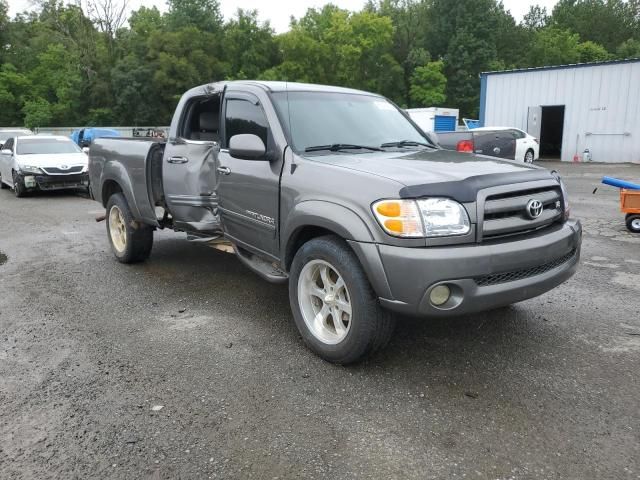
[89,137,166,226]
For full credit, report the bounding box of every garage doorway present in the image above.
[539,105,565,159]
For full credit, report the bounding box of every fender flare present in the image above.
[283,200,375,247]
[100,162,144,222]
[282,200,394,300]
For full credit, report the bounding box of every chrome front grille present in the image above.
[41,166,84,175]
[482,186,563,239]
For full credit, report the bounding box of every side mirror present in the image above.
[229,134,267,160]
[82,147,90,154]
[1,149,11,155]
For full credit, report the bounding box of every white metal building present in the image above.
[480,59,640,163]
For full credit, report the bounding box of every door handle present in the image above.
[168,156,188,164]
[217,166,231,175]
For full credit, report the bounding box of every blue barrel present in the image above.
[602,177,640,190]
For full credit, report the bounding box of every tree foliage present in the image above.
[1,0,638,125]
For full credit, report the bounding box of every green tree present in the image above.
[577,40,611,62]
[23,98,53,129]
[0,64,32,126]
[366,0,431,106]
[522,5,549,30]
[616,38,640,58]
[166,0,223,33]
[527,27,582,66]
[223,9,279,80]
[147,27,228,121]
[551,0,635,52]
[409,60,447,106]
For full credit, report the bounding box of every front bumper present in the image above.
[22,173,89,191]
[355,219,581,317]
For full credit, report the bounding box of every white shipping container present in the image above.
[406,107,459,133]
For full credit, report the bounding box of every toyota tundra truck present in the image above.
[89,81,582,364]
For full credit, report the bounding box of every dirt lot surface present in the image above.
[1,161,639,479]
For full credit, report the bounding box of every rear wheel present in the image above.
[626,214,640,233]
[12,171,26,198]
[524,149,535,163]
[289,235,395,364]
[106,193,154,263]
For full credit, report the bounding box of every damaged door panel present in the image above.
[163,86,223,233]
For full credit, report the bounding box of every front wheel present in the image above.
[289,235,395,364]
[626,214,640,233]
[106,193,154,263]
[12,171,26,197]
[524,149,535,163]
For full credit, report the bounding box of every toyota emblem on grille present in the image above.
[526,199,543,219]
[59,165,70,170]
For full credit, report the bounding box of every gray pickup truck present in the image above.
[89,81,582,363]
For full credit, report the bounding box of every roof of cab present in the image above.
[208,80,379,97]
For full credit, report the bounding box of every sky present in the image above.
[8,0,559,33]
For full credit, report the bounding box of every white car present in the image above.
[472,127,539,163]
[0,128,33,149]
[0,135,89,197]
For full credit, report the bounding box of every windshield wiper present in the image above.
[380,140,434,149]
[304,143,383,153]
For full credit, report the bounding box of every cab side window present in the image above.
[224,99,269,148]
[180,95,221,143]
[3,138,14,151]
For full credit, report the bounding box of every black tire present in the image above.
[524,149,535,163]
[12,171,26,198]
[289,235,395,364]
[626,214,640,233]
[105,193,154,263]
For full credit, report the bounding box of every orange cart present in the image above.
[621,189,640,233]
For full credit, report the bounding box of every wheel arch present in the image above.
[98,163,146,223]
[282,200,375,271]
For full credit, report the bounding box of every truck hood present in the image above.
[16,152,88,168]
[306,148,556,202]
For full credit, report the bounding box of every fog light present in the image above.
[430,285,451,306]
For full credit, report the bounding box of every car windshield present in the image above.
[0,130,31,142]
[271,91,433,153]
[16,138,81,155]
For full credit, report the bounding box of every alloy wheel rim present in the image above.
[632,218,640,230]
[525,151,534,163]
[109,205,127,253]
[297,259,352,345]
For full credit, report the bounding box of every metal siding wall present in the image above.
[484,62,640,163]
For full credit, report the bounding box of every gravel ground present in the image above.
[0,161,639,479]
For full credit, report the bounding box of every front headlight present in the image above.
[417,198,471,237]
[19,165,44,174]
[372,198,471,238]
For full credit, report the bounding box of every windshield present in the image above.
[271,91,432,153]
[17,138,82,155]
[0,130,32,142]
